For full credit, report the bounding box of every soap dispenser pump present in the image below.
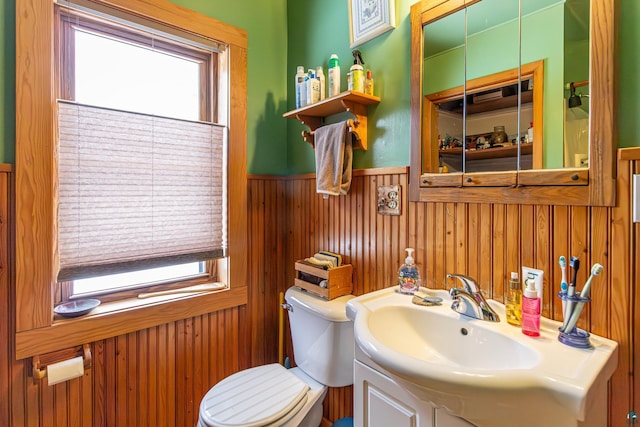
[398,248,421,295]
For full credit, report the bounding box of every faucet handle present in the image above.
[446,273,479,294]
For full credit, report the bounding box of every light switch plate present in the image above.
[377,185,401,215]
[634,175,640,223]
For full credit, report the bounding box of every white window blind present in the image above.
[57,101,227,281]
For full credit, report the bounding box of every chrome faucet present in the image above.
[447,273,500,322]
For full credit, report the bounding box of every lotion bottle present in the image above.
[328,54,341,96]
[316,66,326,100]
[505,272,522,326]
[295,66,305,108]
[398,248,421,295]
[521,277,541,336]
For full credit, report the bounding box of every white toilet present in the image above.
[198,286,355,427]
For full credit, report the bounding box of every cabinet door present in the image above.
[435,409,477,427]
[354,360,433,427]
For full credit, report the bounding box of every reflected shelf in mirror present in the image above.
[409,0,616,206]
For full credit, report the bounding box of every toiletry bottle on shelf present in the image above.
[398,248,421,295]
[307,69,320,104]
[328,54,340,97]
[300,70,309,107]
[364,70,374,96]
[316,66,326,101]
[349,50,365,92]
[527,122,534,143]
[521,277,541,336]
[505,271,522,326]
[295,66,305,109]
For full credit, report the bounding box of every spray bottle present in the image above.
[521,276,541,336]
[349,50,365,92]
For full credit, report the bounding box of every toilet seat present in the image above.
[199,363,310,427]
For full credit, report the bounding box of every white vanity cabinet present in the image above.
[354,360,475,427]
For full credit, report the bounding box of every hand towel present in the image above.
[314,121,356,196]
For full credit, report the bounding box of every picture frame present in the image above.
[349,0,396,48]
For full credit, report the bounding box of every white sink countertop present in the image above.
[347,286,619,426]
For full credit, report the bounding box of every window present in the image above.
[55,7,226,301]
[15,0,247,358]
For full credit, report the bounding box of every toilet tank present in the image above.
[285,287,355,387]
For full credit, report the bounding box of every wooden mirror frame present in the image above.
[409,0,617,206]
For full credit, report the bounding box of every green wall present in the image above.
[172,0,288,175]
[0,0,15,164]
[1,1,640,170]
[286,0,413,174]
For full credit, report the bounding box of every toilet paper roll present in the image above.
[47,356,84,386]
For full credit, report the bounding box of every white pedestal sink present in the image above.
[347,287,618,427]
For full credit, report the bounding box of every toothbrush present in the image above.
[561,256,580,332]
[559,256,568,312]
[562,263,604,333]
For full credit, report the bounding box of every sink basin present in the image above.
[347,287,619,426]
[368,304,539,371]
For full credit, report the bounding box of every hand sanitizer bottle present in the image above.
[398,248,421,295]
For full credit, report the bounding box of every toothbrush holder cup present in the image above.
[557,291,592,349]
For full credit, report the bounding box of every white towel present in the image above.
[314,121,356,196]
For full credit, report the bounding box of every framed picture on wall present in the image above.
[349,0,396,48]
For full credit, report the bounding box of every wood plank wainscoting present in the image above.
[1,148,638,426]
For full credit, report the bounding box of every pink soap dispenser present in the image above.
[521,277,541,337]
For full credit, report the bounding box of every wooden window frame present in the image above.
[55,8,221,304]
[15,0,248,360]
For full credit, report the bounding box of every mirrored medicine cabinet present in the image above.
[408,0,616,206]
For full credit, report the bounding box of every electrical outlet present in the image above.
[377,185,401,215]
[634,175,640,223]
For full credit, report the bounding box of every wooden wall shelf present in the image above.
[283,91,380,150]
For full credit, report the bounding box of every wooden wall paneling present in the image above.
[634,158,640,416]
[350,176,362,295]
[492,205,506,302]
[207,313,223,389]
[81,352,92,427]
[505,205,520,293]
[466,204,479,290]
[0,164,636,426]
[452,204,466,286]
[0,172,10,426]
[248,180,265,366]
[520,205,535,278]
[374,177,386,290]
[609,157,632,425]
[444,203,457,290]
[534,206,551,314]
[39,372,52,426]
[265,180,283,367]
[146,327,158,427]
[479,204,493,297]
[589,207,611,338]
[551,206,570,321]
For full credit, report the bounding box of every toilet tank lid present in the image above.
[200,363,309,427]
[285,287,354,322]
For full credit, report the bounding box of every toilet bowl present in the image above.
[198,287,355,427]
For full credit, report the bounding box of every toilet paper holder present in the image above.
[32,343,91,384]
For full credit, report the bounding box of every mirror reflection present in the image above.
[422,0,590,175]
